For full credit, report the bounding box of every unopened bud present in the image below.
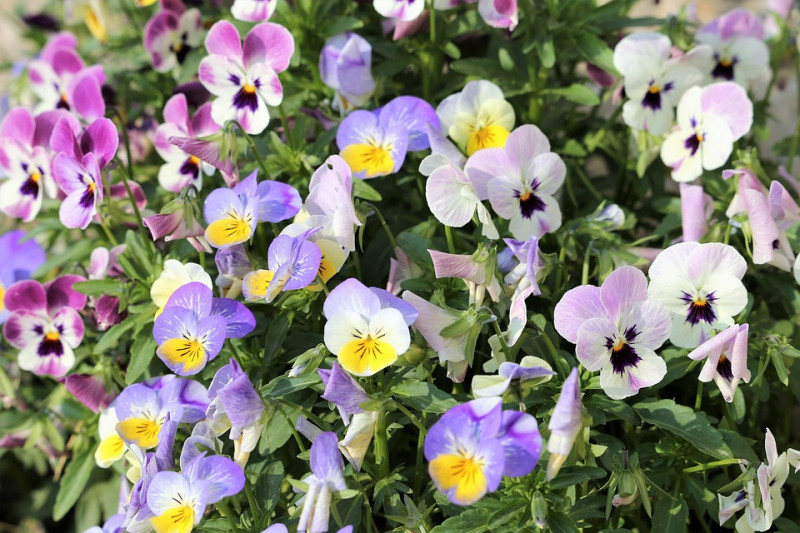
[531,491,547,529]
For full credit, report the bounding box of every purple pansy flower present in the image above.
[554,266,671,399]
[242,229,322,303]
[63,373,115,414]
[203,169,302,249]
[696,9,769,87]
[0,108,72,221]
[232,0,277,22]
[425,397,541,505]
[547,367,582,480]
[0,230,45,324]
[206,358,265,467]
[660,82,753,183]
[320,32,376,112]
[318,362,370,426]
[472,355,555,398]
[303,155,362,253]
[687,323,750,403]
[3,276,86,378]
[198,20,294,134]
[144,0,204,73]
[296,432,348,533]
[500,237,543,345]
[28,32,106,121]
[647,242,748,348]
[465,125,565,239]
[215,244,252,298]
[337,96,439,178]
[147,453,245,533]
[154,94,220,192]
[153,282,255,375]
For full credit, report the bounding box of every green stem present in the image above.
[98,216,119,246]
[374,409,390,478]
[694,381,703,411]
[237,122,271,178]
[244,480,260,523]
[491,319,512,361]
[412,411,427,497]
[216,499,241,533]
[581,246,591,285]
[572,164,603,202]
[277,405,307,453]
[393,402,427,435]
[364,202,398,249]
[278,399,332,431]
[683,458,743,473]
[444,225,456,254]
[112,110,148,243]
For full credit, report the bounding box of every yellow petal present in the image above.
[94,435,125,468]
[338,337,397,376]
[466,124,510,156]
[205,215,253,248]
[151,505,195,533]
[429,453,488,505]
[340,143,395,178]
[0,284,5,313]
[117,417,161,449]
[84,7,107,43]
[158,338,207,374]
[243,269,274,301]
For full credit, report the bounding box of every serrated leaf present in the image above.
[634,399,732,459]
[53,444,98,521]
[391,381,457,413]
[652,496,688,533]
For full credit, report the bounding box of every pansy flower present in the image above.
[647,242,748,349]
[554,266,671,399]
[612,32,707,135]
[243,229,322,303]
[435,0,518,30]
[143,193,213,253]
[660,82,753,182]
[95,404,125,468]
[147,454,245,533]
[154,94,220,193]
[429,248,502,305]
[232,0,277,21]
[337,96,439,178]
[499,236,543,345]
[0,108,70,222]
[3,276,86,378]
[688,323,750,403]
[153,282,255,375]
[436,80,515,156]
[471,356,554,398]
[296,432,347,533]
[198,20,294,134]
[303,155,362,253]
[215,244,252,298]
[151,259,213,314]
[465,125,565,239]
[374,0,425,21]
[547,367,582,480]
[203,169,302,249]
[425,397,541,505]
[0,230,45,324]
[28,33,106,121]
[696,9,769,87]
[323,278,416,376]
[320,32,375,112]
[144,0,204,73]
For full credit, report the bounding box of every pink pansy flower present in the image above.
[198,21,294,135]
[374,0,426,21]
[679,182,714,242]
[696,9,769,87]
[687,323,750,403]
[465,125,565,239]
[154,94,220,192]
[0,108,73,221]
[660,82,753,183]
[554,266,671,400]
[434,0,518,30]
[28,32,106,121]
[725,169,800,271]
[302,155,362,253]
[232,0,277,22]
[144,0,204,73]
[3,276,87,378]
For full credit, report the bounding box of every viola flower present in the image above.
[612,32,707,135]
[660,82,753,183]
[95,404,126,467]
[500,237,543,345]
[429,248,502,305]
[150,259,213,313]
[63,373,115,413]
[554,266,671,399]
[687,323,750,403]
[243,229,322,303]
[154,94,220,192]
[206,359,265,467]
[547,367,582,481]
[434,0,518,30]
[0,108,69,222]
[153,282,255,375]
[0,230,45,324]
[203,169,302,249]
[465,125,565,239]
[647,242,748,348]
[323,278,415,376]
[374,0,425,21]
[472,355,555,398]
[680,182,713,242]
[147,454,245,533]
[3,276,86,378]
[425,397,541,505]
[281,222,348,291]
[696,9,769,87]
[144,1,204,73]
[170,133,239,187]
[296,432,347,533]
[198,20,294,134]
[114,377,209,450]
[337,96,439,178]
[215,244,252,298]
[143,193,212,253]
[320,32,376,112]
[303,155,362,253]
[318,362,369,426]
[232,0,277,21]
[436,80,515,156]
[28,33,106,121]
[725,169,799,271]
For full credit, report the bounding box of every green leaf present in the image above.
[72,279,125,297]
[53,444,98,521]
[255,461,284,517]
[126,335,157,385]
[324,16,364,37]
[93,317,137,355]
[396,232,434,267]
[574,34,618,75]
[263,314,290,366]
[652,496,688,533]
[353,178,383,202]
[391,381,457,413]
[634,399,732,459]
[544,84,600,106]
[430,509,490,533]
[547,511,580,533]
[535,38,556,69]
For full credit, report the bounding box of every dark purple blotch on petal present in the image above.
[681,291,718,325]
[605,325,642,375]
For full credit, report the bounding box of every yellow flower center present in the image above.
[151,504,195,533]
[466,124,510,156]
[429,451,488,505]
[339,334,397,376]
[205,211,254,247]
[116,417,162,449]
[340,142,395,177]
[720,58,733,67]
[612,338,625,352]
[189,155,200,165]
[648,85,660,94]
[158,337,207,373]
[45,331,60,342]
[30,172,42,183]
[243,84,256,94]
[519,191,532,202]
